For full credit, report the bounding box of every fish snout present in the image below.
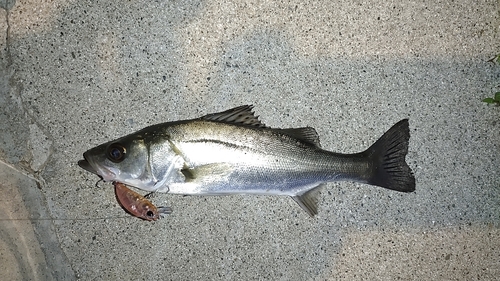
[78,159,97,175]
[78,153,116,181]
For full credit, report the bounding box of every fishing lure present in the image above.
[113,182,172,221]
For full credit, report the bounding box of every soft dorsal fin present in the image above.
[277,127,321,148]
[201,105,266,127]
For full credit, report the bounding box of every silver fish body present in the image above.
[79,105,415,216]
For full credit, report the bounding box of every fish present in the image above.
[113,181,172,221]
[78,105,415,217]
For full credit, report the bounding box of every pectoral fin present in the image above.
[292,185,323,217]
[181,163,232,183]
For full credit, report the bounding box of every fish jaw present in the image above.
[78,152,118,182]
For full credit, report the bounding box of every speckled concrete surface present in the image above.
[1,0,499,280]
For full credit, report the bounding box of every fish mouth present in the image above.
[78,159,98,175]
[78,153,116,181]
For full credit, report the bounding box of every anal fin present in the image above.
[292,185,323,217]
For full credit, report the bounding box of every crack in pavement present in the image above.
[1,0,54,177]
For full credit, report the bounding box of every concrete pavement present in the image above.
[0,0,498,280]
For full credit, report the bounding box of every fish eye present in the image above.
[107,143,126,163]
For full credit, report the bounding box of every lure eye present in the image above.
[107,143,126,163]
[146,210,155,219]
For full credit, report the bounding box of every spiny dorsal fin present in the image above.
[277,127,321,148]
[201,105,266,128]
[292,184,323,217]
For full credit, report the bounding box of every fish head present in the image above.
[78,134,157,190]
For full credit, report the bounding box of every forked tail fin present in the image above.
[364,119,415,192]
